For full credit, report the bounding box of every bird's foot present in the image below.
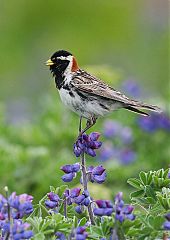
[78,116,97,138]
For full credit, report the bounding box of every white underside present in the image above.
[59,87,121,119]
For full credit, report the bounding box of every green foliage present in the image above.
[127,169,170,239]
[26,167,169,239]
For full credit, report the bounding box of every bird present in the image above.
[46,50,161,134]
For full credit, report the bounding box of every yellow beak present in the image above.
[46,59,54,66]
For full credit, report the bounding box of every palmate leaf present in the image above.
[127,178,143,190]
[78,217,87,227]
[148,215,165,230]
[32,233,46,240]
[145,185,156,200]
[130,189,144,198]
[100,216,114,236]
[139,172,148,185]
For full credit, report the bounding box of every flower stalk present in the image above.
[63,198,67,218]
[80,152,95,225]
[79,118,95,225]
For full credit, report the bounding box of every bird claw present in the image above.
[78,116,97,138]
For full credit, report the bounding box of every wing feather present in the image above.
[72,70,161,113]
[72,70,139,105]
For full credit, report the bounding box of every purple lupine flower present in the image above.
[55,231,66,240]
[45,200,58,209]
[75,226,88,240]
[121,79,142,98]
[74,195,85,205]
[61,163,80,182]
[163,221,170,230]
[62,172,76,182]
[74,190,91,207]
[63,188,91,214]
[137,113,170,133]
[103,120,134,144]
[157,113,170,131]
[163,212,170,230]
[63,188,82,206]
[1,220,33,239]
[168,171,170,179]
[165,213,170,221]
[45,192,60,209]
[0,194,7,220]
[118,149,136,165]
[75,205,83,214]
[61,163,80,173]
[98,143,115,162]
[94,200,113,216]
[120,127,133,144]
[88,165,106,184]
[73,132,102,157]
[63,189,72,205]
[114,192,135,223]
[103,120,122,138]
[89,132,100,141]
[8,192,33,219]
[137,115,158,132]
[48,192,60,202]
[70,188,81,198]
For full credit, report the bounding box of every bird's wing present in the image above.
[72,70,161,114]
[72,70,139,106]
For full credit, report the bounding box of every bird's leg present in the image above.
[79,116,97,136]
[79,116,82,134]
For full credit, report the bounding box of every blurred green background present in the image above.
[0,0,169,201]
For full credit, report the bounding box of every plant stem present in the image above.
[79,117,95,225]
[4,186,11,240]
[80,152,95,225]
[63,199,67,218]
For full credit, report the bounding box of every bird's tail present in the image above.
[124,102,161,116]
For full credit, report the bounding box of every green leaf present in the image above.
[130,189,144,198]
[145,185,156,200]
[153,216,165,230]
[148,215,164,234]
[157,178,164,187]
[73,216,78,228]
[139,171,147,185]
[135,197,151,205]
[127,228,139,237]
[145,197,156,204]
[162,179,170,187]
[91,226,103,236]
[153,176,159,187]
[146,171,153,185]
[78,217,87,226]
[163,168,169,178]
[33,233,45,240]
[157,169,164,178]
[58,185,68,197]
[140,227,153,234]
[127,178,143,189]
[50,186,55,192]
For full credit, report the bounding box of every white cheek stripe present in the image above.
[63,56,73,76]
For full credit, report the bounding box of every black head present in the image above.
[46,50,74,89]
[46,50,72,68]
[51,50,72,59]
[46,50,73,74]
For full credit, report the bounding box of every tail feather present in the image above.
[125,106,149,116]
[124,102,162,116]
[139,103,162,113]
